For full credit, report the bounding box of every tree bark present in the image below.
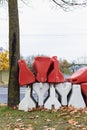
[8,0,20,107]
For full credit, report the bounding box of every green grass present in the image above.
[0,106,87,130]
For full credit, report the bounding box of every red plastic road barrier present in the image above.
[48,56,64,83]
[33,56,52,82]
[66,67,87,84]
[81,83,87,105]
[18,60,35,86]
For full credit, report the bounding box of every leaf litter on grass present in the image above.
[0,105,87,130]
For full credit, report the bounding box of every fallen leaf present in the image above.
[44,119,51,122]
[29,115,39,119]
[59,112,69,116]
[68,119,78,125]
[17,122,24,128]
[67,105,75,113]
[14,129,20,130]
[29,116,36,119]
[16,119,22,122]
[59,106,68,111]
[83,107,87,114]
[26,126,33,130]
[52,109,58,112]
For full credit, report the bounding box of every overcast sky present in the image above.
[0,0,87,62]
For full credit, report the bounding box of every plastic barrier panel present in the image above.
[18,60,35,86]
[33,83,49,106]
[66,67,87,84]
[48,56,64,83]
[81,83,87,106]
[19,86,36,111]
[68,84,86,108]
[33,56,52,82]
[55,82,71,105]
[44,84,61,109]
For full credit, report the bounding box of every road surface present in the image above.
[0,87,26,103]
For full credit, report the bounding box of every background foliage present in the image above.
[0,50,9,71]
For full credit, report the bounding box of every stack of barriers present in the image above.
[66,67,87,107]
[18,56,87,111]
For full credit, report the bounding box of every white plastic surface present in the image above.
[44,84,61,109]
[33,82,49,106]
[18,86,36,111]
[68,84,86,108]
[55,82,72,105]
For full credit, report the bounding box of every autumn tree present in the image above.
[59,58,71,74]
[0,50,9,71]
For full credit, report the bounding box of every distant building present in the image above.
[0,70,9,85]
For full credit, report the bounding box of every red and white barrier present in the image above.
[18,57,87,111]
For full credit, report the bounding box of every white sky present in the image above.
[0,0,87,62]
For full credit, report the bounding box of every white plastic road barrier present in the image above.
[18,86,36,111]
[68,84,86,108]
[44,84,61,109]
[33,82,49,106]
[55,82,72,105]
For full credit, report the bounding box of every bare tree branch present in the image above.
[52,0,87,10]
[61,0,87,6]
[20,0,28,5]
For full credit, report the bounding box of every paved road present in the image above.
[0,87,26,103]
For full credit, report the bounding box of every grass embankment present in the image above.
[0,106,87,130]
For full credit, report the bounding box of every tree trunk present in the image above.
[8,0,20,107]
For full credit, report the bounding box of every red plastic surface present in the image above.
[18,60,35,86]
[81,83,87,105]
[48,56,64,83]
[33,56,52,82]
[66,67,87,84]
